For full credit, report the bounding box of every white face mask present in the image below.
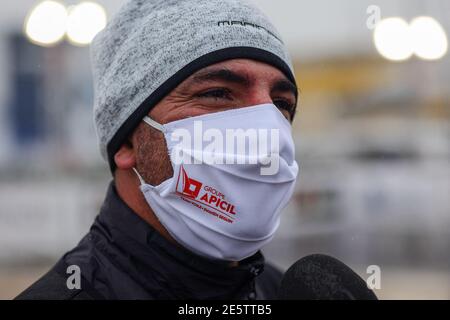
[133,103,299,261]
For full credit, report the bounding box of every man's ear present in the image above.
[114,140,136,170]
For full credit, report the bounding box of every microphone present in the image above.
[277,254,378,300]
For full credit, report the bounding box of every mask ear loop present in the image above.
[132,167,146,186]
[143,116,165,133]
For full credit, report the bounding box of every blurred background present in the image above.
[0,0,449,299]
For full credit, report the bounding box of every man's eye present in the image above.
[273,99,294,114]
[196,88,232,100]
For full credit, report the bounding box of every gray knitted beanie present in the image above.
[91,0,296,170]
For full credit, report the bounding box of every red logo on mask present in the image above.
[178,166,202,199]
[175,165,236,224]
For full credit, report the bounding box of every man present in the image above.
[16,0,299,300]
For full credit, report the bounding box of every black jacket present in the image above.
[16,182,282,300]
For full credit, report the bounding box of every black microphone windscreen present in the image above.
[278,254,378,300]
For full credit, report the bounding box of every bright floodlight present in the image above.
[410,16,448,61]
[66,2,107,46]
[25,0,68,47]
[373,17,413,61]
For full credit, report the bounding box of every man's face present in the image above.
[128,58,297,186]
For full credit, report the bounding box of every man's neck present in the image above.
[114,169,178,245]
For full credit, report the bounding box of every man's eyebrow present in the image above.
[191,68,250,86]
[271,79,298,99]
[190,67,298,101]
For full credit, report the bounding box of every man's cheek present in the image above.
[138,139,174,186]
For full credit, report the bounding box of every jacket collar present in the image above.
[94,182,265,299]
